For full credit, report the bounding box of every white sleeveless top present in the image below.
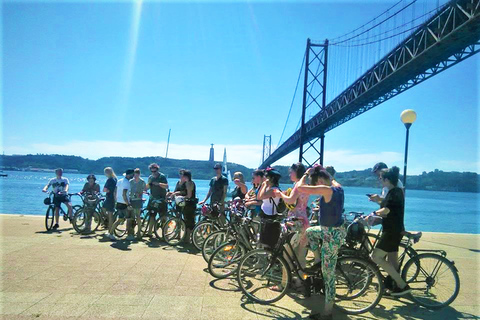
[261,187,281,216]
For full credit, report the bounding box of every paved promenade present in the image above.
[0,214,479,320]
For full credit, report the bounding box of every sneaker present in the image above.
[52,223,59,230]
[390,284,412,296]
[109,234,117,241]
[126,235,135,241]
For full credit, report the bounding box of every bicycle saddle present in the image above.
[405,232,423,243]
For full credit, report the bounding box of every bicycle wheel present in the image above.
[45,206,55,231]
[202,230,229,263]
[72,209,87,233]
[366,233,420,282]
[208,241,246,279]
[192,221,219,251]
[90,211,101,232]
[237,249,290,304]
[153,216,166,240]
[334,256,384,315]
[138,209,150,237]
[114,218,127,238]
[163,217,186,246]
[72,205,82,214]
[402,253,460,309]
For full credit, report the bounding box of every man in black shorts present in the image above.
[42,168,73,229]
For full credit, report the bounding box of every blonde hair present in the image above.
[233,172,245,184]
[104,167,117,179]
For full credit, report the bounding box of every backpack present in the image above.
[269,188,287,215]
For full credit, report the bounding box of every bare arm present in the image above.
[186,181,194,199]
[200,188,212,204]
[276,186,300,204]
[374,207,390,217]
[222,185,228,203]
[257,181,276,200]
[122,189,129,205]
[297,184,333,198]
[158,182,169,189]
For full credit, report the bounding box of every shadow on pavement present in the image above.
[368,297,480,320]
[240,300,303,319]
[35,227,73,234]
[175,243,200,255]
[110,239,133,251]
[209,277,240,292]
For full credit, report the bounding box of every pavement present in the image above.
[0,214,479,320]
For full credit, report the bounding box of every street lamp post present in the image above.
[400,109,417,189]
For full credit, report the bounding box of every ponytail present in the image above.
[382,166,400,186]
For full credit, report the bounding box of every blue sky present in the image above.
[2,0,479,174]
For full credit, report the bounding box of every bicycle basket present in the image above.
[43,197,51,205]
[201,204,220,219]
[84,195,98,207]
[346,221,366,243]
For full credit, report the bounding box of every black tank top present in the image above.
[231,186,246,200]
[174,181,187,196]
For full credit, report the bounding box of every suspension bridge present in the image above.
[260,0,480,168]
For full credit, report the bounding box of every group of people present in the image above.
[237,161,409,320]
[42,161,409,320]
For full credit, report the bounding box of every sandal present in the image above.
[269,285,284,292]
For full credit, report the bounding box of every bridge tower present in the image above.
[299,38,328,166]
[262,135,272,164]
[209,144,214,163]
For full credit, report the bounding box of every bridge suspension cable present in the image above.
[276,52,306,148]
[330,0,405,41]
[332,5,442,46]
[330,0,418,45]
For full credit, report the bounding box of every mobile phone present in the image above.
[366,193,373,197]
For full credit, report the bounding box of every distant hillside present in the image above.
[1,154,478,193]
[0,154,251,181]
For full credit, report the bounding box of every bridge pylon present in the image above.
[262,135,272,164]
[299,38,328,166]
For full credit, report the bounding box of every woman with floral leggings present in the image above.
[297,165,346,320]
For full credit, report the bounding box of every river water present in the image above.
[0,171,478,234]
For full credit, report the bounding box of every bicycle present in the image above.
[191,202,230,251]
[343,212,460,309]
[43,192,81,231]
[113,200,149,239]
[162,198,203,246]
[201,200,250,262]
[72,193,104,234]
[236,216,384,315]
[207,201,260,279]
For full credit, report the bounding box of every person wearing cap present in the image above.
[369,162,403,204]
[199,163,229,216]
[110,169,135,241]
[145,163,169,237]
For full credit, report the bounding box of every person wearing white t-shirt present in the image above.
[110,169,134,241]
[42,168,73,230]
[368,162,404,204]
